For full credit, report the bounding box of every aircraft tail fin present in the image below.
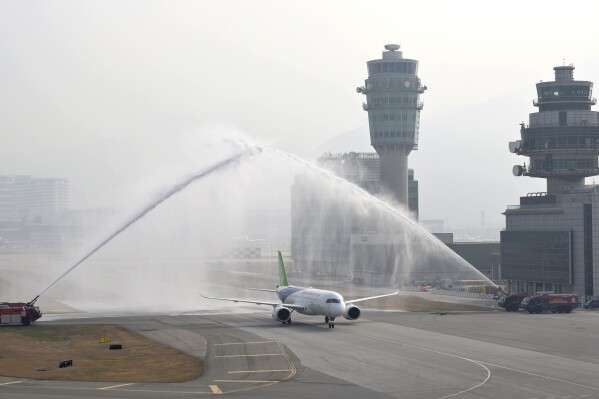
[278,250,289,287]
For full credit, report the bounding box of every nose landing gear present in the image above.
[327,317,336,329]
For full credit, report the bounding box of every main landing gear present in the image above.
[282,318,291,325]
[325,316,335,328]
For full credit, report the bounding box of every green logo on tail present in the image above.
[278,251,289,287]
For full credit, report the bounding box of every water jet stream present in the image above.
[30,139,494,306]
[30,145,262,304]
[265,147,496,287]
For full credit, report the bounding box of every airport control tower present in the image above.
[510,65,599,193]
[502,65,599,297]
[357,44,426,206]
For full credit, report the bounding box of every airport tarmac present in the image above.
[2,308,599,399]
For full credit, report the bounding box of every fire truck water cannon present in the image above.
[0,297,42,326]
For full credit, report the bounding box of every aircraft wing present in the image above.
[199,292,306,310]
[346,290,399,304]
[249,288,278,293]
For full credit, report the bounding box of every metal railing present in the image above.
[506,203,562,210]
[533,97,597,106]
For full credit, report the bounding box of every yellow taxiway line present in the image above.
[214,340,276,346]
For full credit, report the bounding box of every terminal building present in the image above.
[0,175,69,244]
[0,175,69,222]
[291,152,419,280]
[317,152,419,218]
[502,65,599,299]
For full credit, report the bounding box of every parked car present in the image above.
[583,299,599,309]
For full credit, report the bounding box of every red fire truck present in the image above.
[519,294,580,314]
[0,301,42,326]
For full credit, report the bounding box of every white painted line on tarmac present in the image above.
[214,379,279,383]
[228,369,293,374]
[209,385,222,394]
[214,353,284,358]
[8,385,215,395]
[214,340,275,346]
[99,383,135,390]
[346,329,491,399]
[479,360,599,392]
[0,381,22,386]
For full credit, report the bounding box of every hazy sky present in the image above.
[2,1,599,228]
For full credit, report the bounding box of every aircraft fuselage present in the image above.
[278,286,345,317]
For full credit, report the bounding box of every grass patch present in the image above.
[363,294,494,312]
[0,324,202,382]
[0,325,65,341]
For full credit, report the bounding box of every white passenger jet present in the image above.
[200,251,398,328]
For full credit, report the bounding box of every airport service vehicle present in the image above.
[497,293,528,312]
[583,299,599,309]
[200,251,398,328]
[0,301,42,326]
[519,294,579,314]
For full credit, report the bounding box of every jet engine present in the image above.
[343,304,361,320]
[272,306,291,322]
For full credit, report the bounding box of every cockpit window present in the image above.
[326,298,340,303]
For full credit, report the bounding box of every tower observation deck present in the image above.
[357,44,426,206]
[510,65,599,193]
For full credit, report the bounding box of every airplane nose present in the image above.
[333,303,344,316]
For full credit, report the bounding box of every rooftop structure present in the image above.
[510,64,598,193]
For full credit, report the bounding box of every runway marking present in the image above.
[346,325,599,396]
[222,342,297,395]
[214,340,275,346]
[98,383,135,390]
[228,369,293,374]
[437,361,490,399]
[209,385,222,394]
[478,360,599,392]
[15,385,216,395]
[214,379,279,383]
[277,342,297,382]
[213,353,284,358]
[343,329,491,399]
[0,381,22,386]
